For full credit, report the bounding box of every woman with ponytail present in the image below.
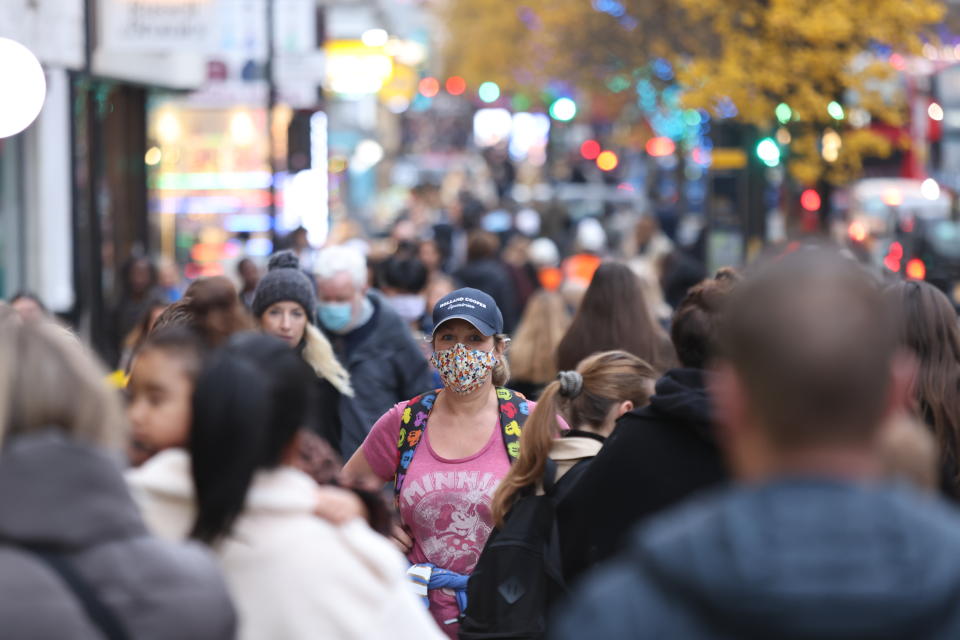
[490,351,656,554]
[128,333,444,639]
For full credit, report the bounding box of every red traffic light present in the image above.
[800,189,822,212]
[419,77,440,98]
[580,139,601,160]
[445,76,466,96]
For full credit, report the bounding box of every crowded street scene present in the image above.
[6,0,960,638]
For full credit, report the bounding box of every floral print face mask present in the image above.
[430,342,499,394]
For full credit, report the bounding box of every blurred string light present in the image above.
[446,76,466,95]
[651,59,674,81]
[827,101,845,120]
[929,102,945,121]
[418,77,440,98]
[596,150,619,171]
[716,97,738,119]
[590,0,638,29]
[822,129,842,163]
[0,37,46,138]
[478,81,500,103]
[848,108,871,129]
[889,53,906,70]
[922,178,941,200]
[646,136,676,157]
[775,103,792,124]
[549,97,577,122]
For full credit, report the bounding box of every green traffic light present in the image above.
[756,137,781,167]
[827,101,845,120]
[775,103,792,124]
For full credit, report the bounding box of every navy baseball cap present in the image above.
[431,288,504,336]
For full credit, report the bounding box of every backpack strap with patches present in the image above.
[394,387,529,507]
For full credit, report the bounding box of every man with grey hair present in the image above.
[314,244,433,458]
[552,250,960,639]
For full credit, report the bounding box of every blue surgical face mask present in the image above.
[318,302,353,332]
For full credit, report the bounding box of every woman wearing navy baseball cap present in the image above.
[343,287,536,636]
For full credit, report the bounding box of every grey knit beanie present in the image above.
[251,251,317,320]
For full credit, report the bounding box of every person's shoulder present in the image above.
[550,553,701,639]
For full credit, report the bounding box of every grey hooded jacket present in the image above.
[0,430,236,639]
[552,479,960,640]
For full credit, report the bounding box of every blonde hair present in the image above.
[0,316,125,450]
[491,350,657,526]
[302,324,354,397]
[508,291,571,385]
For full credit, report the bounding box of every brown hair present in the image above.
[491,350,657,526]
[671,267,740,369]
[467,230,500,262]
[556,261,675,373]
[885,280,960,489]
[720,251,896,448]
[509,291,571,385]
[492,335,511,386]
[151,277,253,348]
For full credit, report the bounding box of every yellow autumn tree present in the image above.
[439,0,945,184]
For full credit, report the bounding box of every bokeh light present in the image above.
[0,37,47,138]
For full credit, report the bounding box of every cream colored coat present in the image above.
[127,449,443,640]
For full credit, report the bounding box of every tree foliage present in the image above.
[439,0,945,183]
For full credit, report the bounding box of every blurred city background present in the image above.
[2,0,960,362]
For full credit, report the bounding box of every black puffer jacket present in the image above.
[557,368,728,582]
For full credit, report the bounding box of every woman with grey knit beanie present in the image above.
[253,251,354,449]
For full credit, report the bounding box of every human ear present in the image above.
[616,400,634,418]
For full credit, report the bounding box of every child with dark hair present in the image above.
[128,333,443,639]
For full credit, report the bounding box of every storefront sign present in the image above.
[98,0,215,52]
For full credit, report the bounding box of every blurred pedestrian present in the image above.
[129,334,443,640]
[556,261,675,374]
[885,280,960,499]
[179,276,254,347]
[0,317,235,639]
[314,244,433,459]
[508,290,571,399]
[113,256,161,361]
[557,268,738,579]
[462,352,656,638]
[287,226,318,272]
[253,251,353,452]
[561,218,606,290]
[343,289,541,637]
[378,254,430,333]
[237,257,260,310]
[157,258,183,303]
[553,250,960,640]
[9,291,48,322]
[454,230,520,332]
[117,298,169,373]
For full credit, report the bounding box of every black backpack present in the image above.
[459,459,567,640]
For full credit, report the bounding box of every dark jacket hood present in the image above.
[0,430,147,549]
[647,368,710,427]
[634,479,960,638]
